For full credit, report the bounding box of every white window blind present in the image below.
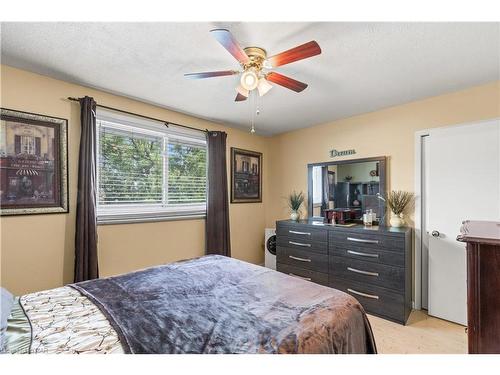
[96,110,207,224]
[167,138,207,205]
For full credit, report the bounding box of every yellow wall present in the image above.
[1,64,499,296]
[0,65,270,295]
[265,81,500,227]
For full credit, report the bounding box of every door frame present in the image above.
[414,118,500,311]
[414,130,429,311]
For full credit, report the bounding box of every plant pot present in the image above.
[290,210,300,221]
[390,213,404,227]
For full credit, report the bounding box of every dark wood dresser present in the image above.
[457,220,500,354]
[276,219,412,324]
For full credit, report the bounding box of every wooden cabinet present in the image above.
[457,220,500,354]
[276,220,412,324]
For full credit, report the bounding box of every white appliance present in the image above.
[264,228,277,269]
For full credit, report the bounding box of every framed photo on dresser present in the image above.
[230,147,262,203]
[0,108,69,216]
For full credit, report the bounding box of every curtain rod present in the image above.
[67,97,208,134]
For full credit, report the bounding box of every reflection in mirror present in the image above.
[309,157,386,224]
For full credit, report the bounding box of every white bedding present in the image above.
[20,286,123,353]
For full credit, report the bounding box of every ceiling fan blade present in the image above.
[266,72,308,93]
[235,93,248,102]
[210,29,250,64]
[267,41,321,67]
[184,70,238,79]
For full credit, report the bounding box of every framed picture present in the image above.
[0,108,69,216]
[231,147,262,203]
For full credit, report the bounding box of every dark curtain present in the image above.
[205,131,231,256]
[74,96,99,282]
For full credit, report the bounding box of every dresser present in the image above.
[276,219,412,324]
[457,220,500,354]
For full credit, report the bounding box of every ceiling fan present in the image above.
[184,29,322,102]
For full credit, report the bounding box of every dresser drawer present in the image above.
[330,277,406,324]
[277,246,328,273]
[330,230,405,253]
[277,222,328,243]
[331,246,405,267]
[277,263,329,286]
[277,235,327,254]
[330,255,405,292]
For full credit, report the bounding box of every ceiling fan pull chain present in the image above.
[250,91,256,134]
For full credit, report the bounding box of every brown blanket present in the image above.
[71,255,376,354]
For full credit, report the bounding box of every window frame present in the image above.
[95,109,207,225]
[21,135,36,155]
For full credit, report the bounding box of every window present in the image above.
[21,135,36,154]
[312,166,323,204]
[96,109,207,224]
[15,135,41,156]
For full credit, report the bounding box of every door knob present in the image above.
[431,230,440,238]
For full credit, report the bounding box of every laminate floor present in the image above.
[368,310,467,354]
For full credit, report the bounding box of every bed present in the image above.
[2,255,376,354]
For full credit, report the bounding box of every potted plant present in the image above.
[287,191,304,221]
[378,190,413,227]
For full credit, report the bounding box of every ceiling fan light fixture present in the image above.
[184,29,322,103]
[236,84,249,98]
[257,78,273,97]
[240,69,259,91]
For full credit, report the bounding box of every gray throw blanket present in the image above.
[71,255,376,354]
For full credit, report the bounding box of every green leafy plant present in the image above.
[287,191,304,212]
[378,190,413,215]
[99,131,206,205]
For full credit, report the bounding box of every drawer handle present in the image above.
[347,267,379,277]
[347,250,379,258]
[289,230,311,236]
[347,288,379,300]
[289,255,312,262]
[289,273,312,281]
[347,237,379,244]
[288,241,311,247]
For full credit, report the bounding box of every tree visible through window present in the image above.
[167,140,206,204]
[97,116,207,221]
[99,127,163,204]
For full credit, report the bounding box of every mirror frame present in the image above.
[307,156,387,223]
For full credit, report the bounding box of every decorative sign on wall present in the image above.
[329,148,356,158]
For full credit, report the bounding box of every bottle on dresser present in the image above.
[363,210,373,227]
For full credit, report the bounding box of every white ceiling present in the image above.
[1,22,499,135]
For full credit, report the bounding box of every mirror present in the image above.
[308,156,386,224]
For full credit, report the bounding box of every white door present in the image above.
[426,119,500,325]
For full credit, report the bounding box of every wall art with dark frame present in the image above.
[0,108,69,216]
[230,147,262,203]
